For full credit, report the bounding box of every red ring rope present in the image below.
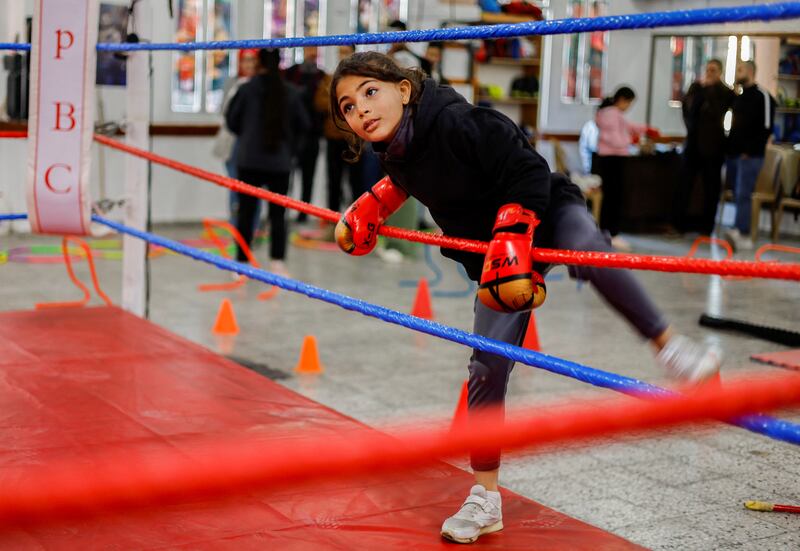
[92,135,800,281]
[0,371,798,527]
[5,131,800,281]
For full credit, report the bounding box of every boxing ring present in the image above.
[2,3,800,548]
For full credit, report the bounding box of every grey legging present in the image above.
[468,202,668,471]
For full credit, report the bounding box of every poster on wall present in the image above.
[670,36,685,104]
[380,0,402,29]
[561,0,582,101]
[585,0,607,102]
[96,3,128,86]
[206,0,234,112]
[357,0,373,34]
[304,0,320,36]
[172,0,202,112]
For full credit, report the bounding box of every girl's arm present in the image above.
[290,87,312,138]
[625,117,649,137]
[224,89,244,135]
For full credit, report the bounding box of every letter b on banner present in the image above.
[26,0,98,235]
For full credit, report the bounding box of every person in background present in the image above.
[673,59,735,237]
[423,42,448,84]
[387,19,423,70]
[226,48,310,276]
[578,118,599,175]
[724,60,777,251]
[594,86,658,251]
[213,48,259,227]
[315,44,365,218]
[285,46,327,224]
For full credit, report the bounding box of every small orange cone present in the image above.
[212,298,239,335]
[450,379,470,431]
[294,335,324,374]
[411,278,434,319]
[522,311,540,351]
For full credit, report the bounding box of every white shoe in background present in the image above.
[441,485,503,544]
[269,260,290,277]
[657,334,722,384]
[375,247,404,264]
[611,235,633,252]
[724,228,754,252]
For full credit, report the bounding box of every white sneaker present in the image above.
[375,247,404,264]
[657,335,721,384]
[724,228,754,252]
[441,485,503,544]
[611,235,633,252]
[269,260,290,277]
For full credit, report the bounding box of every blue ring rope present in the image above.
[4,209,798,442]
[2,3,800,52]
[68,214,795,446]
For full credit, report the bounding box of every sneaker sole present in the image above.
[441,520,504,544]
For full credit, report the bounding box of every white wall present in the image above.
[540,0,799,134]
[0,0,342,229]
[2,0,799,229]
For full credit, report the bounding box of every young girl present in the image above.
[329,52,719,544]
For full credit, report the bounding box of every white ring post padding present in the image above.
[122,0,151,318]
[26,0,98,235]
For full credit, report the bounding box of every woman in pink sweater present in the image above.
[594,86,653,250]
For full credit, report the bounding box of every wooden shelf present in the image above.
[477,95,538,106]
[477,57,540,67]
[778,73,800,81]
[447,78,472,86]
[479,12,540,25]
[776,107,800,114]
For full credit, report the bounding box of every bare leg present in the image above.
[474,469,499,492]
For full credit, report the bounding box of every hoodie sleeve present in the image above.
[225,86,244,136]
[449,107,552,219]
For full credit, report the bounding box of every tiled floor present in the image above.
[2,223,799,550]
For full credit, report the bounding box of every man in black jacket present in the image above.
[724,60,776,250]
[674,59,734,235]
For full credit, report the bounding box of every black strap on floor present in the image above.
[699,314,800,347]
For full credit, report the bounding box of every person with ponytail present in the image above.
[226,48,310,275]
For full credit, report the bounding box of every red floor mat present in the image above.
[751,349,800,371]
[0,307,642,550]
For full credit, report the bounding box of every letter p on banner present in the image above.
[26,0,99,235]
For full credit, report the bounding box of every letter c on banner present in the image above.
[44,164,72,194]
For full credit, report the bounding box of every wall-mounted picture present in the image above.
[96,3,128,86]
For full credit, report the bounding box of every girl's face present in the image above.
[335,75,411,143]
[616,98,633,112]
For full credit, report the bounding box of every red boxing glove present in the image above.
[478,204,547,313]
[335,176,407,256]
[645,126,660,139]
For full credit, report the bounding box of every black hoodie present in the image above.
[374,79,584,280]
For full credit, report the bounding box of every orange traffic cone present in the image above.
[522,311,540,351]
[450,379,469,432]
[411,278,434,320]
[212,298,239,335]
[295,335,324,374]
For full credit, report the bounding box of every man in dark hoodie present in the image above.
[724,60,776,251]
[674,58,735,235]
